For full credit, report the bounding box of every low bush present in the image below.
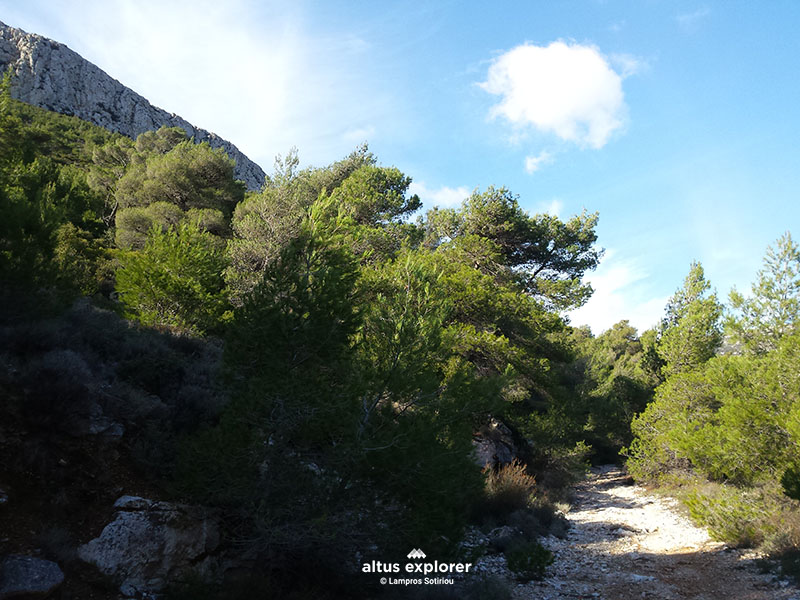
[680,481,800,553]
[504,539,553,581]
[683,485,763,547]
[782,465,800,501]
[507,500,569,539]
[534,441,591,502]
[479,460,537,521]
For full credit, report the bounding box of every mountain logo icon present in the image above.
[407,549,426,559]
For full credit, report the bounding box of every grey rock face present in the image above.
[63,401,125,438]
[472,418,519,468]
[78,495,219,594]
[0,21,265,191]
[0,555,65,599]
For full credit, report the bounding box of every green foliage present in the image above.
[569,320,658,460]
[628,330,800,486]
[225,200,360,384]
[87,135,135,219]
[727,232,800,354]
[115,128,244,212]
[225,147,418,303]
[627,238,800,561]
[627,360,721,482]
[52,222,111,295]
[0,79,111,298]
[683,484,764,547]
[479,460,537,520]
[328,164,420,225]
[109,128,244,255]
[115,223,230,334]
[181,159,605,564]
[529,441,592,496]
[680,479,800,552]
[180,203,370,556]
[782,465,800,501]
[424,187,602,311]
[1,92,617,589]
[504,539,554,581]
[657,262,723,378]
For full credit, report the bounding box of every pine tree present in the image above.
[727,232,800,354]
[115,222,229,334]
[657,262,723,377]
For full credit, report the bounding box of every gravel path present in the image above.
[513,465,800,600]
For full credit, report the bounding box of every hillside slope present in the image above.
[0,20,266,190]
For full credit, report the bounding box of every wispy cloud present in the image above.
[611,53,646,78]
[342,126,376,144]
[524,150,553,173]
[480,41,636,150]
[409,181,470,209]
[567,250,667,334]
[536,198,563,217]
[676,7,711,32]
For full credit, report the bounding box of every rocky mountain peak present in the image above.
[0,21,266,191]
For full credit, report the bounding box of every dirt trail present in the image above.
[517,465,800,600]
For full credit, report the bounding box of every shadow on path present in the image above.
[518,465,799,600]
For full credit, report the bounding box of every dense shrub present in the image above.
[0,299,226,464]
[116,223,230,335]
[479,460,537,520]
[683,484,765,547]
[504,539,554,581]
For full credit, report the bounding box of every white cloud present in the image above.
[409,181,470,209]
[566,250,668,334]
[480,41,633,149]
[538,198,563,217]
[524,150,553,173]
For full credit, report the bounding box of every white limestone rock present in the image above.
[78,495,219,594]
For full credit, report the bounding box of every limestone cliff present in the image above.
[0,21,266,191]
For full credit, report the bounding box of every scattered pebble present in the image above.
[471,466,800,600]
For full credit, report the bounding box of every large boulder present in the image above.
[472,418,520,468]
[0,555,64,599]
[78,495,219,595]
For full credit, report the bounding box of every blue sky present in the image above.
[2,0,798,333]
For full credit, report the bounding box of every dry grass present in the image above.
[481,459,537,519]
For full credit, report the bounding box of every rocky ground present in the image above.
[477,465,800,600]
